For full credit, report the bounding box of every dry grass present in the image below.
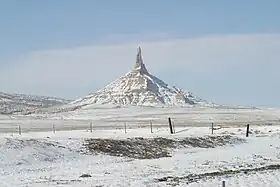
[84,135,245,159]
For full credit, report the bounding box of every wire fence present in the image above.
[2,117,279,136]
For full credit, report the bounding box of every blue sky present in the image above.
[1,1,280,107]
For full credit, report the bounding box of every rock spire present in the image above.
[133,46,149,74]
[67,46,214,108]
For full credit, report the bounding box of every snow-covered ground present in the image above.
[1,107,280,133]
[1,107,280,186]
[1,123,280,187]
[47,106,280,124]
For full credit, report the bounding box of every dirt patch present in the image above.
[84,135,245,159]
[80,174,92,178]
[155,164,280,186]
[24,179,82,186]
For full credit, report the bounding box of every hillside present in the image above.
[0,92,70,114]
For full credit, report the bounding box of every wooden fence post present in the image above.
[90,123,93,133]
[124,122,127,134]
[246,124,250,137]
[222,181,226,187]
[150,121,153,133]
[168,118,174,134]
[52,124,56,134]
[211,123,214,134]
[18,125,21,135]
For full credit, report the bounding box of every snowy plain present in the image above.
[1,107,280,186]
[1,107,280,133]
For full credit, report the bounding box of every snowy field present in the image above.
[1,124,280,186]
[1,107,280,186]
[1,107,280,133]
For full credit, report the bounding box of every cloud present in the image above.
[1,33,280,104]
[97,31,173,44]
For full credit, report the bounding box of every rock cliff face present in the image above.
[70,47,214,107]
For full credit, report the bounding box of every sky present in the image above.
[0,0,280,107]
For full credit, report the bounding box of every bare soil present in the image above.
[84,135,245,159]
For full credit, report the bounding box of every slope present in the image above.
[71,47,215,108]
[0,92,70,114]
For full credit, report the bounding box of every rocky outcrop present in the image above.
[70,47,215,107]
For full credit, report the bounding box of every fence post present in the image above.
[52,124,56,134]
[150,121,153,133]
[18,125,21,135]
[124,122,127,134]
[246,124,250,137]
[168,118,174,134]
[90,122,93,133]
[211,123,214,135]
[222,181,226,187]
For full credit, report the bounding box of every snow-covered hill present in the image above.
[71,47,216,108]
[0,92,70,114]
